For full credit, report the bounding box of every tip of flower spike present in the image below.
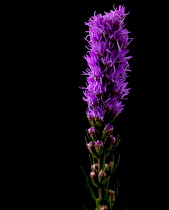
[103,4,128,17]
[82,3,133,120]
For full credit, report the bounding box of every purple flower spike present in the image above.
[81,5,132,123]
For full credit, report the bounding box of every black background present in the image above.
[5,0,169,209]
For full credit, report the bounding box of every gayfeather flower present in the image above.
[81,5,132,210]
[82,5,132,124]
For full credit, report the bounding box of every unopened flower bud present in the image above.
[88,127,96,134]
[86,141,94,153]
[109,135,116,149]
[95,140,103,147]
[98,170,106,179]
[108,161,114,172]
[109,135,116,144]
[94,140,104,155]
[91,163,98,171]
[108,189,115,201]
[104,163,109,172]
[104,123,114,135]
[101,205,108,210]
[88,127,96,140]
[90,171,96,180]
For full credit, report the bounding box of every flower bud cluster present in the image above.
[86,124,116,155]
[86,140,104,155]
[90,162,114,185]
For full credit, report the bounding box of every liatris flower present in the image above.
[82,5,132,125]
[81,5,132,210]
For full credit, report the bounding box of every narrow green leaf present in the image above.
[91,154,95,164]
[109,196,112,209]
[102,153,106,170]
[114,155,120,171]
[104,176,110,200]
[82,204,88,210]
[105,149,111,158]
[81,166,88,178]
[85,136,88,144]
[89,154,93,165]
[112,154,114,162]
[81,166,98,188]
[92,153,97,160]
[81,166,93,184]
[115,179,119,199]
[112,135,121,151]
[109,155,120,177]
[85,178,96,201]
[81,167,97,200]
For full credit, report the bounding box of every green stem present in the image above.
[98,156,102,202]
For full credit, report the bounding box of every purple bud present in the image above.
[109,135,116,144]
[104,123,114,134]
[94,140,104,155]
[88,127,96,134]
[94,140,103,147]
[86,141,94,153]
